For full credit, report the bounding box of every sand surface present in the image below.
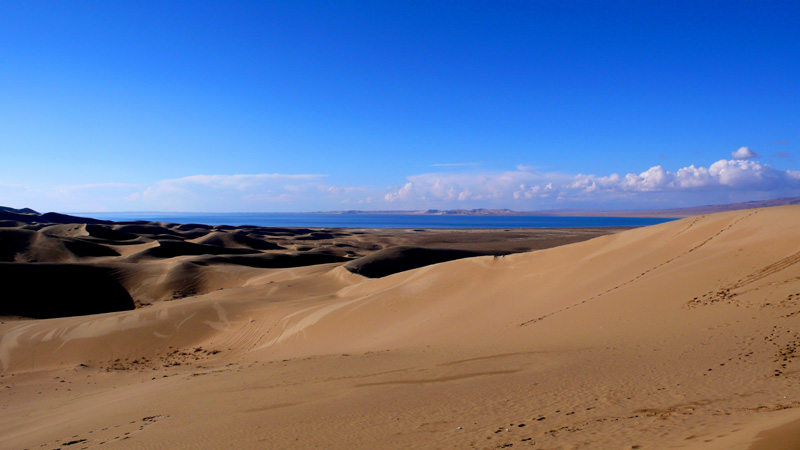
[2,206,800,449]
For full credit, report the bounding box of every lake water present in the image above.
[78,212,676,229]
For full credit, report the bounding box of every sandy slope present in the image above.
[2,206,800,449]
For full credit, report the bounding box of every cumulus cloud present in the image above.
[5,158,800,213]
[384,182,414,202]
[731,146,760,159]
[382,159,800,208]
[514,183,554,199]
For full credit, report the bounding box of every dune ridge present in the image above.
[2,206,800,449]
[0,216,616,318]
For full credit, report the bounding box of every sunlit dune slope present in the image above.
[3,205,799,372]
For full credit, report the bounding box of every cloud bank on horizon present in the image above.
[4,151,800,213]
[381,156,800,210]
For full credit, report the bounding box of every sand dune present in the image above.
[344,246,499,277]
[201,252,351,268]
[2,206,800,449]
[125,240,262,260]
[0,228,119,262]
[0,228,38,261]
[192,230,286,250]
[0,262,135,318]
[0,217,615,315]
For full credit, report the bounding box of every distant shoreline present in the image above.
[63,195,800,220]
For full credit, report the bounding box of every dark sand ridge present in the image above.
[0,208,623,319]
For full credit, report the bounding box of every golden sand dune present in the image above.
[2,206,800,449]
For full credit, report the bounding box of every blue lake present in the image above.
[78,212,676,229]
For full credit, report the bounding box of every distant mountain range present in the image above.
[0,206,112,224]
[3,196,800,223]
[320,197,800,218]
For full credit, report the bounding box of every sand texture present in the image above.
[2,206,800,449]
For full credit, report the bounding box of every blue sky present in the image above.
[1,1,799,212]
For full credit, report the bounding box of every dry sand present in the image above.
[2,206,800,449]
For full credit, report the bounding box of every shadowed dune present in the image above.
[85,224,140,241]
[126,240,262,260]
[0,262,135,318]
[0,229,37,261]
[60,238,120,258]
[344,246,500,277]
[40,212,112,225]
[295,231,338,240]
[0,209,113,225]
[192,231,284,250]
[0,210,41,223]
[251,227,316,236]
[113,224,185,238]
[0,206,38,215]
[201,252,351,269]
[173,223,214,232]
[0,229,119,262]
[87,260,270,305]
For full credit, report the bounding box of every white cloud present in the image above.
[4,157,800,213]
[109,162,799,211]
[514,182,554,199]
[708,159,770,186]
[384,182,414,202]
[674,165,712,188]
[382,158,800,209]
[731,146,760,159]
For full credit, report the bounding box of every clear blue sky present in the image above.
[1,0,799,212]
